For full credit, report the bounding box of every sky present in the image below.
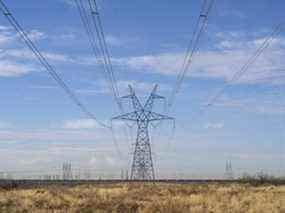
[0,0,284,179]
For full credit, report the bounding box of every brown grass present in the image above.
[0,183,284,213]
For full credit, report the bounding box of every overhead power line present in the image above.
[75,0,132,160]
[206,23,284,107]
[0,0,110,129]
[74,0,123,112]
[168,0,215,109]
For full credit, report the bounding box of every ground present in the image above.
[0,183,284,213]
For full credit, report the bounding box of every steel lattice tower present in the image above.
[225,160,234,180]
[113,85,173,180]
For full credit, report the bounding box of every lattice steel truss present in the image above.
[113,85,173,180]
[225,160,234,180]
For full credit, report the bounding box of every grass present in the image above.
[0,183,284,212]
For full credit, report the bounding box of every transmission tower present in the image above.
[62,162,73,180]
[113,85,174,180]
[225,160,234,180]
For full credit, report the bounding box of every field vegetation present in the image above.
[0,183,284,213]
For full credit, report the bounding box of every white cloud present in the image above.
[204,122,224,129]
[27,30,47,41]
[117,80,170,94]
[0,34,13,45]
[0,26,46,46]
[226,152,284,161]
[82,79,170,98]
[114,53,183,76]
[76,88,106,96]
[0,25,11,31]
[0,128,107,142]
[0,121,13,129]
[0,23,284,88]
[113,34,285,85]
[105,35,140,47]
[0,25,18,45]
[0,48,77,78]
[214,98,285,115]
[105,35,124,47]
[60,0,76,7]
[0,26,64,77]
[45,52,75,63]
[62,119,101,130]
[29,85,57,90]
[0,142,126,175]
[0,60,37,77]
[0,49,75,64]
[51,33,77,41]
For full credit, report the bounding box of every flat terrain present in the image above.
[0,183,284,213]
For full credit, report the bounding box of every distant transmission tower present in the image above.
[62,162,73,180]
[113,85,174,180]
[225,160,234,180]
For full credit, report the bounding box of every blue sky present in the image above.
[0,0,284,179]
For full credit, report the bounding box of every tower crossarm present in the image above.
[144,84,165,112]
[121,85,143,111]
[112,111,138,122]
[147,111,174,122]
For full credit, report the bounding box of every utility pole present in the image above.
[113,85,173,180]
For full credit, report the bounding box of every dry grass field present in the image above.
[0,183,284,213]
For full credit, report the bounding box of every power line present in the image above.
[74,0,127,159]
[88,0,120,98]
[206,23,284,107]
[87,3,135,160]
[75,0,123,112]
[168,0,215,109]
[74,0,114,100]
[0,0,110,129]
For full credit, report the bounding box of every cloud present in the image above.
[0,121,13,129]
[0,33,13,45]
[60,0,76,7]
[117,80,170,94]
[113,33,285,86]
[105,35,125,47]
[0,25,19,45]
[204,122,224,129]
[1,22,284,88]
[214,98,285,115]
[27,30,47,41]
[28,85,57,90]
[79,79,170,98]
[76,88,107,96]
[62,119,101,130]
[0,26,46,46]
[0,26,54,77]
[88,154,119,167]
[0,48,76,77]
[61,118,126,131]
[105,35,140,47]
[114,53,183,76]
[1,48,75,63]
[0,128,108,142]
[0,25,11,31]
[0,141,125,174]
[226,152,284,161]
[0,60,37,77]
